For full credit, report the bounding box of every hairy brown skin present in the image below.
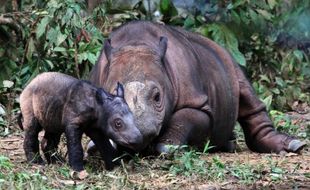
[89,21,306,154]
[19,72,142,171]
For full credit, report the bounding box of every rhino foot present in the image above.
[155,143,183,155]
[155,143,170,154]
[30,156,46,165]
[286,139,307,153]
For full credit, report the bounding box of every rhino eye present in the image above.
[153,92,160,103]
[151,87,162,109]
[114,119,123,130]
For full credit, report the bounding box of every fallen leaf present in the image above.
[285,152,298,157]
[58,179,83,186]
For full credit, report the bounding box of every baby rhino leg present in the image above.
[85,129,117,171]
[41,132,64,164]
[65,125,84,171]
[23,116,44,164]
[237,69,306,153]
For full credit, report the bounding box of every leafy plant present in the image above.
[0,155,50,189]
[169,147,207,176]
[57,166,71,178]
[266,156,286,181]
[0,0,106,134]
[269,110,308,138]
[229,162,263,184]
[0,156,13,170]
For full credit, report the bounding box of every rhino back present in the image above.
[20,72,78,132]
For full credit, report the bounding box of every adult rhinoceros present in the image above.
[89,21,305,154]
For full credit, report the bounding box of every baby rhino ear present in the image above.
[96,88,108,104]
[116,82,124,98]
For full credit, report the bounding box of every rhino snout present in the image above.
[119,129,144,151]
[127,133,144,151]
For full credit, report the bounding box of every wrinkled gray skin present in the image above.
[19,72,142,171]
[89,21,306,155]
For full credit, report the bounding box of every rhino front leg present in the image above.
[237,69,306,153]
[156,108,211,154]
[65,125,84,171]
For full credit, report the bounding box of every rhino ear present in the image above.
[96,88,108,104]
[104,38,113,63]
[116,82,124,98]
[159,36,168,58]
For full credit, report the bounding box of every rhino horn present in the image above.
[104,38,113,63]
[159,36,168,59]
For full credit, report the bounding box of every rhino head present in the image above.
[102,37,174,150]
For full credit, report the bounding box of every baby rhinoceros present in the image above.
[19,72,142,171]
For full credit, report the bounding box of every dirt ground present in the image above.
[0,112,309,189]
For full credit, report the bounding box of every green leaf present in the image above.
[53,47,67,52]
[239,9,250,24]
[275,77,286,87]
[62,8,73,26]
[0,105,5,115]
[56,32,67,47]
[47,27,59,46]
[262,95,273,111]
[184,16,195,29]
[233,0,246,8]
[267,0,277,9]
[26,37,35,61]
[256,9,273,21]
[78,52,88,63]
[231,10,241,25]
[159,0,178,19]
[200,24,246,66]
[36,17,50,39]
[259,74,271,83]
[230,46,246,66]
[3,80,14,88]
[271,88,280,95]
[160,0,170,14]
[87,53,98,65]
[45,60,54,69]
[227,3,234,10]
[249,9,258,22]
[293,50,303,62]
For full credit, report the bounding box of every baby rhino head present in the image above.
[96,83,143,151]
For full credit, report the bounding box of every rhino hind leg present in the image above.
[237,69,306,153]
[156,108,211,154]
[41,132,64,164]
[23,117,45,164]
